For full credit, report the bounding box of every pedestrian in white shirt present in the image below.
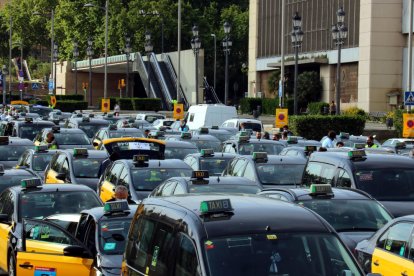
[322,130,336,148]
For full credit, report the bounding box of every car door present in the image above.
[16,219,93,276]
[372,222,414,275]
[0,190,14,271]
[46,154,66,184]
[100,163,124,202]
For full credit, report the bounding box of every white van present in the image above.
[221,118,263,132]
[185,104,237,130]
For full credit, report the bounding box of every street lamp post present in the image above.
[139,10,164,53]
[85,0,108,100]
[222,21,232,105]
[291,12,304,115]
[87,38,94,106]
[191,25,201,105]
[53,43,58,96]
[8,17,12,101]
[211,33,217,92]
[73,42,79,95]
[332,7,348,115]
[2,65,8,105]
[124,35,132,98]
[144,32,153,97]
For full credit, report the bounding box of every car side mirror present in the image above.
[56,173,66,181]
[93,142,99,147]
[0,214,10,224]
[63,245,90,258]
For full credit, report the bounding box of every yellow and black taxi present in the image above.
[12,118,55,140]
[258,184,393,252]
[15,145,58,180]
[66,115,110,139]
[122,194,367,275]
[355,215,414,274]
[164,140,198,160]
[34,126,94,149]
[184,149,237,175]
[279,145,319,159]
[302,149,414,217]
[150,170,262,197]
[44,148,108,190]
[165,131,222,152]
[0,136,34,169]
[224,152,306,188]
[191,126,234,142]
[0,179,102,274]
[0,164,40,194]
[222,131,285,155]
[92,125,143,149]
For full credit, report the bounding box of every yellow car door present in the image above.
[0,222,12,271]
[100,163,124,202]
[100,180,115,202]
[16,219,94,276]
[45,154,66,184]
[371,248,406,275]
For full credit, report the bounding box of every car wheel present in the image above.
[8,252,16,276]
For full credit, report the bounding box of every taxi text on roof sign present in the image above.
[21,178,42,189]
[192,170,209,179]
[348,150,367,159]
[200,149,214,157]
[133,154,149,163]
[73,148,88,156]
[309,184,333,195]
[253,152,268,162]
[353,143,365,149]
[200,199,233,214]
[104,201,129,213]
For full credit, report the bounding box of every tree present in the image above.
[296,71,323,109]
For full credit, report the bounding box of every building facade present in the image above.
[249,0,410,112]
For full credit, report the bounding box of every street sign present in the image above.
[48,80,54,92]
[278,80,282,98]
[405,91,414,106]
[18,83,24,91]
[173,103,184,120]
[101,98,110,113]
[275,108,288,128]
[31,83,40,90]
[403,113,414,137]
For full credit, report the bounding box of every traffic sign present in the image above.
[278,80,282,98]
[48,80,54,91]
[173,103,184,120]
[101,98,110,113]
[31,83,40,90]
[18,83,24,91]
[403,113,414,137]
[275,108,288,128]
[405,91,414,106]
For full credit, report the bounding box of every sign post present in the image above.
[275,108,289,129]
[173,103,184,120]
[101,98,110,113]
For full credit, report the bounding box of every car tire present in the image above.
[8,252,16,276]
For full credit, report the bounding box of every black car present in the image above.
[0,136,34,169]
[164,140,199,160]
[165,132,222,152]
[34,127,93,149]
[258,184,393,252]
[0,165,40,193]
[122,194,367,275]
[15,145,58,180]
[191,127,234,142]
[222,133,285,155]
[184,149,237,175]
[66,116,110,139]
[302,150,414,217]
[12,118,55,140]
[279,145,319,158]
[92,125,143,149]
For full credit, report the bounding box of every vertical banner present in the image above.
[275,108,289,128]
[101,98,110,113]
[403,113,414,137]
[173,103,184,120]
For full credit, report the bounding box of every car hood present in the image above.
[338,232,375,252]
[379,201,414,218]
[1,161,18,169]
[99,254,122,275]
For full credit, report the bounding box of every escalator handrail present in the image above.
[204,77,221,103]
[162,53,189,108]
[149,53,173,110]
[136,53,156,98]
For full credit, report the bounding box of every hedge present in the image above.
[393,109,405,137]
[289,115,366,140]
[118,98,134,110]
[307,102,329,115]
[50,95,85,101]
[30,100,49,106]
[132,98,161,111]
[240,98,263,114]
[54,101,88,112]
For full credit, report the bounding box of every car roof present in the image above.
[4,138,33,145]
[61,149,109,158]
[70,118,109,124]
[82,204,138,221]
[15,120,55,126]
[177,176,259,186]
[261,187,372,201]
[187,152,237,159]
[243,155,307,164]
[43,128,87,134]
[146,194,331,235]
[10,183,95,193]
[165,140,198,148]
[27,149,59,155]
[123,159,191,169]
[2,169,36,176]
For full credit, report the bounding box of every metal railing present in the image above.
[162,53,189,109]
[150,53,172,110]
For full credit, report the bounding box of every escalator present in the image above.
[204,77,221,104]
[158,61,177,100]
[161,53,189,109]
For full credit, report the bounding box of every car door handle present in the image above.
[19,263,33,269]
[373,260,379,266]
[402,271,408,276]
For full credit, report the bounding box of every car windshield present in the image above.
[242,122,262,132]
[192,140,222,152]
[72,158,103,178]
[54,133,91,145]
[200,158,233,175]
[79,124,108,138]
[211,132,233,142]
[30,107,52,117]
[164,148,198,160]
[99,218,131,255]
[0,175,36,193]
[19,125,50,140]
[204,233,362,276]
[189,184,260,194]
[20,191,102,220]
[109,131,143,138]
[355,168,414,201]
[300,200,392,232]
[131,168,192,191]
[238,143,284,155]
[0,146,33,161]
[145,115,164,123]
[256,164,305,185]
[32,154,54,171]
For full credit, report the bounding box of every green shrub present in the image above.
[48,95,84,101]
[54,101,88,112]
[289,115,366,140]
[393,109,405,137]
[118,98,134,110]
[131,98,162,111]
[307,102,329,115]
[30,100,49,106]
[261,98,279,115]
[342,106,366,117]
[239,98,262,114]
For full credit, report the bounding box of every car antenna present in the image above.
[159,160,161,167]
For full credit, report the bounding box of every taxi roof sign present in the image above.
[200,149,214,157]
[181,132,192,139]
[104,200,130,214]
[339,132,350,139]
[309,184,333,195]
[35,145,48,152]
[21,178,42,189]
[192,170,209,180]
[287,136,298,144]
[0,136,9,145]
[348,150,367,159]
[76,113,83,118]
[253,152,268,163]
[199,127,209,134]
[211,126,219,129]
[353,143,365,149]
[73,148,88,156]
[200,199,233,214]
[305,145,317,152]
[133,154,149,163]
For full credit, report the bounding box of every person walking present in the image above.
[321,130,336,148]
[114,103,120,116]
[329,101,336,115]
